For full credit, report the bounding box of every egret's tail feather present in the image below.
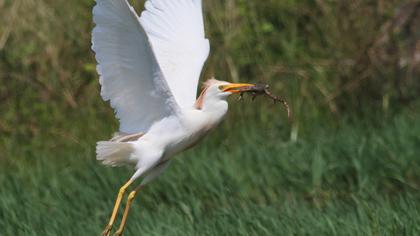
[96,141,134,167]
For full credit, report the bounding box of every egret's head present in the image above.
[195,79,254,110]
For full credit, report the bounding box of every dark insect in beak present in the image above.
[237,83,292,121]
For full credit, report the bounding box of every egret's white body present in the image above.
[96,79,231,184]
[91,0,254,235]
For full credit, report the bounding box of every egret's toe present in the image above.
[113,230,123,236]
[101,225,112,236]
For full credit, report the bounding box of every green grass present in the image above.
[1,105,419,235]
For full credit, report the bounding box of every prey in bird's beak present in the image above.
[220,82,292,121]
[220,83,255,93]
[227,82,293,121]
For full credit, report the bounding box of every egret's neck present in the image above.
[194,86,229,123]
[201,98,228,123]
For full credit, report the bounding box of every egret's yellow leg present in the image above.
[101,179,133,236]
[113,186,142,236]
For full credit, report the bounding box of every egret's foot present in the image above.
[101,180,133,236]
[113,230,123,236]
[112,190,140,236]
[101,225,112,236]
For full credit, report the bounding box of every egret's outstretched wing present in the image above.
[92,0,181,133]
[139,0,210,108]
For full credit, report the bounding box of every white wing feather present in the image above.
[92,0,181,134]
[139,0,210,108]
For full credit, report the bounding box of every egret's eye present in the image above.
[219,84,231,91]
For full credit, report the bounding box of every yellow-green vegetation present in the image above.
[1,0,419,235]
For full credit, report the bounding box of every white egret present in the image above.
[92,0,255,235]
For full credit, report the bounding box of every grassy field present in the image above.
[1,103,420,235]
[1,0,420,235]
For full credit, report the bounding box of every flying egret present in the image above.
[92,0,255,235]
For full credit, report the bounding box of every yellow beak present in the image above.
[221,83,255,93]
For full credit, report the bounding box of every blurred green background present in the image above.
[1,0,420,235]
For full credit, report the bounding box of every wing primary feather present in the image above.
[139,0,210,108]
[92,0,181,133]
